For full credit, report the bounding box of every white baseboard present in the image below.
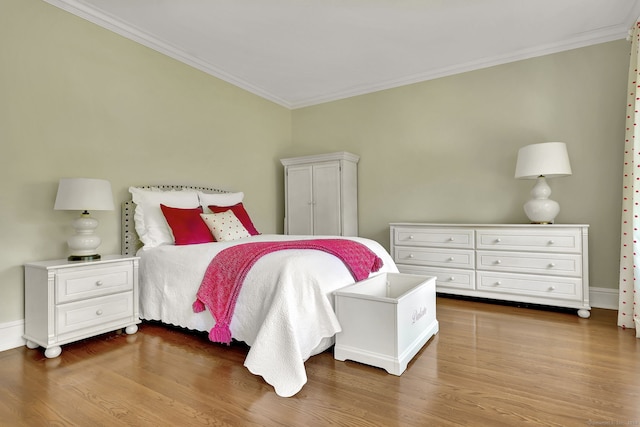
[589,287,619,310]
[0,319,25,353]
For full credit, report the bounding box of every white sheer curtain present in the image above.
[619,21,640,338]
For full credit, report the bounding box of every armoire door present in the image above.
[285,164,314,235]
[311,162,342,235]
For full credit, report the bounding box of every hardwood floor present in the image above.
[1,297,639,427]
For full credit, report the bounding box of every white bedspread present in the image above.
[137,234,398,397]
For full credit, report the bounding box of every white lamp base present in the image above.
[67,211,102,261]
[523,176,560,224]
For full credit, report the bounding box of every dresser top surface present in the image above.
[390,223,589,228]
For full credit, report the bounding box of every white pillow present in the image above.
[198,191,244,213]
[200,211,251,242]
[129,187,200,248]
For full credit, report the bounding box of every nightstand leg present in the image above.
[125,324,138,335]
[25,340,39,350]
[44,346,62,359]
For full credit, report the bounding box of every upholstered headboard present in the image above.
[121,185,229,256]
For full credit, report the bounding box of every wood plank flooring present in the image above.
[1,296,639,426]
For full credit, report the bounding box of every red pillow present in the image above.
[208,203,260,236]
[160,204,214,245]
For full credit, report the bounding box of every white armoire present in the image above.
[280,152,359,236]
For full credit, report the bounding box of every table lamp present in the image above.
[514,142,572,224]
[54,178,115,261]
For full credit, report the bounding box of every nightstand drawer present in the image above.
[56,262,134,304]
[477,272,581,301]
[394,227,474,249]
[477,251,582,277]
[476,229,582,253]
[394,247,474,269]
[56,292,134,335]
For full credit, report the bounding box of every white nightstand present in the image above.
[23,255,140,358]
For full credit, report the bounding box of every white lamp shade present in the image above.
[514,142,572,179]
[54,178,114,211]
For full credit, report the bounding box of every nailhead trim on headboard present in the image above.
[121,185,229,256]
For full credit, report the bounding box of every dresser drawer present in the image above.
[394,227,474,249]
[477,251,582,277]
[477,271,581,301]
[397,265,475,290]
[56,262,134,304]
[476,228,582,253]
[394,247,474,269]
[56,292,134,336]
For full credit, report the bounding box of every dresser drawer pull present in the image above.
[495,259,502,265]
[548,263,556,268]
[495,281,502,286]
[96,309,103,316]
[448,276,455,281]
[409,235,414,240]
[408,254,414,258]
[95,280,103,287]
[448,257,455,262]
[548,286,556,291]
[548,240,555,245]
[448,237,455,242]
[495,238,501,243]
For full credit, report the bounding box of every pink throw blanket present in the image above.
[192,239,383,344]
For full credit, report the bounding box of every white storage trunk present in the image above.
[333,273,438,375]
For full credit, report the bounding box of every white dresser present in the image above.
[281,152,359,236]
[24,255,140,358]
[389,223,590,318]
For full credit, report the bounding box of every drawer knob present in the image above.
[549,286,556,291]
[408,254,414,258]
[495,281,502,286]
[548,240,555,245]
[96,309,103,316]
[495,238,501,243]
[448,237,455,242]
[448,257,455,262]
[495,259,502,265]
[95,280,103,287]
[548,263,555,268]
[449,276,455,281]
[409,235,414,240]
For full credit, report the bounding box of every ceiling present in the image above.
[44,0,640,109]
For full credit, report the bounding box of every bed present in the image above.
[121,185,399,397]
